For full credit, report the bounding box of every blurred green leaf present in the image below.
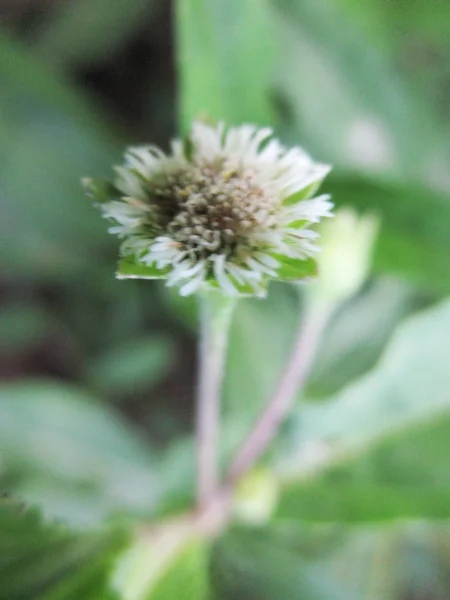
[364,415,450,489]
[277,298,450,521]
[113,522,209,600]
[329,174,450,292]
[273,0,447,181]
[58,275,162,354]
[333,0,450,51]
[212,526,362,600]
[214,521,450,599]
[162,286,198,331]
[83,178,121,204]
[276,482,450,524]
[0,303,53,355]
[87,336,175,395]
[175,0,275,129]
[0,381,160,524]
[148,540,210,600]
[307,278,422,398]
[279,412,450,524]
[0,31,114,123]
[0,31,119,279]
[34,0,156,68]
[288,297,450,459]
[0,498,130,600]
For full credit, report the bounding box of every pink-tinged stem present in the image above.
[196,293,236,508]
[227,300,332,484]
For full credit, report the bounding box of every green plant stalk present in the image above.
[196,293,237,509]
[227,296,333,485]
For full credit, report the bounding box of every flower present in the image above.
[83,122,333,297]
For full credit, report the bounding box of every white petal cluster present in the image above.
[96,122,333,297]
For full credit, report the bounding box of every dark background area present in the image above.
[0,0,199,447]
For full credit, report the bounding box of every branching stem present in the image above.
[227,298,332,485]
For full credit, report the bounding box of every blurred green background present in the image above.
[1,0,450,598]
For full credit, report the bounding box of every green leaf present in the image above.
[117,257,170,280]
[276,482,450,524]
[294,297,450,453]
[87,336,175,395]
[215,521,450,599]
[148,540,210,600]
[82,178,121,204]
[278,412,450,524]
[175,0,275,129]
[34,0,156,68]
[0,31,119,279]
[332,0,450,132]
[275,255,318,281]
[306,278,422,398]
[328,174,450,293]
[212,526,363,600]
[333,0,450,49]
[273,0,447,180]
[0,498,130,600]
[276,298,450,522]
[0,381,160,524]
[113,521,210,600]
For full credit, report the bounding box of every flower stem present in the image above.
[227,297,332,485]
[196,293,236,509]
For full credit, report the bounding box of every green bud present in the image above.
[313,207,379,304]
[232,468,279,525]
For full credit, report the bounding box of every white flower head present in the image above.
[84,122,333,297]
